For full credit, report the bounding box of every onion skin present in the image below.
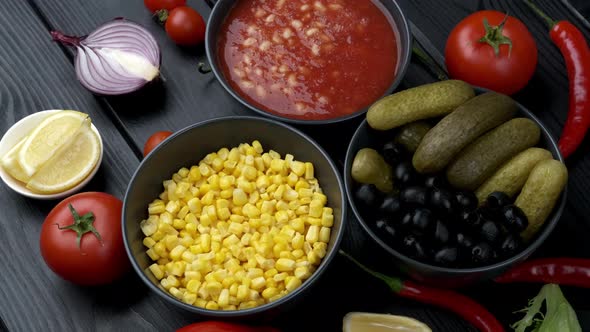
[51,18,162,96]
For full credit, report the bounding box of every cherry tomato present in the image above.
[165,6,206,46]
[144,131,173,157]
[445,10,538,95]
[40,192,129,286]
[144,0,186,13]
[177,322,280,332]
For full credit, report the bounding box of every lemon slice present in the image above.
[1,136,30,182]
[343,312,432,332]
[18,110,89,177]
[26,126,101,194]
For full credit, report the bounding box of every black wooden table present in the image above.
[1,0,589,331]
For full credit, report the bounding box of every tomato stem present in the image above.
[522,0,557,29]
[154,9,169,25]
[56,204,103,250]
[478,15,513,57]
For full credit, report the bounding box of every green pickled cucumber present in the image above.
[413,92,517,173]
[367,80,475,130]
[446,118,541,191]
[351,148,393,193]
[476,148,553,204]
[394,121,432,153]
[516,159,568,241]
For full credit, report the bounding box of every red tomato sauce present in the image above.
[217,0,399,120]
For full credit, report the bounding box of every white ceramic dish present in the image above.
[0,110,103,200]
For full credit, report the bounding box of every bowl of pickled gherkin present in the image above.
[344,81,567,286]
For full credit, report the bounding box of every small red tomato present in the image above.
[165,6,206,46]
[177,321,280,332]
[144,0,186,13]
[40,192,129,286]
[445,10,538,95]
[144,130,173,156]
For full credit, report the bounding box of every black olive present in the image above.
[393,161,417,186]
[424,175,446,189]
[400,210,413,229]
[455,191,478,212]
[460,210,482,229]
[429,188,456,215]
[480,220,502,243]
[379,195,401,215]
[486,192,512,209]
[354,184,380,207]
[478,206,500,222]
[401,234,426,260]
[501,205,529,233]
[375,218,397,240]
[382,141,405,165]
[411,208,433,232]
[500,233,523,256]
[456,232,475,249]
[432,220,450,244]
[471,242,493,264]
[434,246,458,265]
[400,186,428,206]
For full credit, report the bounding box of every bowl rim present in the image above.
[344,92,567,275]
[123,115,348,316]
[0,109,103,200]
[204,0,412,125]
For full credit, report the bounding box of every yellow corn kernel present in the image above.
[146,248,159,261]
[285,277,302,292]
[205,280,223,296]
[290,161,305,177]
[307,250,320,265]
[187,198,202,214]
[189,165,202,182]
[217,288,230,307]
[169,287,183,299]
[309,200,323,218]
[170,245,187,260]
[321,216,334,229]
[307,217,321,226]
[153,242,167,256]
[294,265,311,279]
[200,234,212,252]
[148,203,166,215]
[286,172,298,187]
[205,301,219,310]
[275,200,289,211]
[298,188,313,198]
[140,219,157,236]
[296,205,309,215]
[194,298,208,308]
[182,292,197,305]
[229,283,239,297]
[273,272,288,282]
[151,230,165,242]
[304,162,314,179]
[275,210,289,224]
[261,287,279,300]
[143,237,156,248]
[212,158,224,172]
[276,258,296,272]
[185,219,197,233]
[164,235,179,251]
[220,189,233,199]
[292,233,304,250]
[259,201,274,215]
[305,225,320,243]
[226,222,243,236]
[313,242,328,259]
[300,197,312,205]
[290,218,305,234]
[295,180,310,191]
[219,175,235,190]
[292,249,304,259]
[247,267,264,279]
[263,268,278,279]
[241,165,256,181]
[166,275,181,288]
[252,140,263,154]
[270,159,284,173]
[251,276,266,291]
[319,226,331,243]
[176,167,189,178]
[313,192,327,204]
[237,284,249,301]
[171,261,186,276]
[242,203,261,218]
[172,218,186,230]
[233,188,248,206]
[165,201,180,215]
[159,222,177,235]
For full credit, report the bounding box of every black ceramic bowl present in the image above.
[123,116,346,317]
[204,0,412,125]
[344,91,567,287]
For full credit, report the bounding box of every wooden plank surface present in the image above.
[0,0,587,330]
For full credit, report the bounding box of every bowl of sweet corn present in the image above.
[123,116,346,317]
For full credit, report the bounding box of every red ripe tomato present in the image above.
[144,0,186,13]
[40,192,129,286]
[144,130,173,156]
[445,10,538,95]
[165,6,206,46]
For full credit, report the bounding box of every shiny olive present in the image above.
[379,195,401,215]
[500,233,523,256]
[400,211,413,229]
[432,220,450,244]
[486,191,512,209]
[501,205,529,233]
[375,219,397,240]
[434,246,458,265]
[400,186,428,206]
[480,220,502,243]
[401,234,426,260]
[429,188,456,215]
[471,242,493,264]
[382,141,405,165]
[455,191,478,212]
[355,184,380,207]
[394,161,417,186]
[478,206,500,223]
[456,232,475,249]
[412,208,433,231]
[460,210,482,229]
[423,175,446,189]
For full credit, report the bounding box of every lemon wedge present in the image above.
[17,110,89,177]
[26,126,101,194]
[343,312,432,332]
[1,136,30,182]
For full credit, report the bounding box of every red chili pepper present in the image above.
[177,321,280,332]
[494,257,590,288]
[523,0,590,159]
[340,251,505,332]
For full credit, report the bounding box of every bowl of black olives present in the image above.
[345,89,567,286]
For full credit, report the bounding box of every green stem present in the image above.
[522,0,557,29]
[411,45,448,81]
[56,204,103,250]
[338,250,404,293]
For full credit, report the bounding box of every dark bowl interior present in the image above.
[123,116,346,318]
[344,91,567,287]
[205,0,412,125]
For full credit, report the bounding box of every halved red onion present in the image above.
[51,18,161,95]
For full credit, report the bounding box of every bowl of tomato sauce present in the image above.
[205,0,411,124]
